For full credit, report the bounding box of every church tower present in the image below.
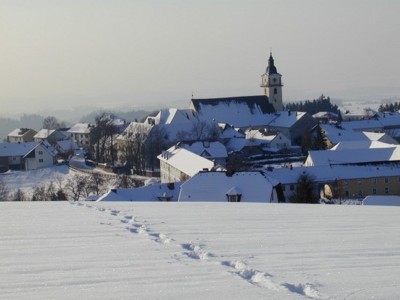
[261,53,283,111]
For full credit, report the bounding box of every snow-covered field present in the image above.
[0,166,75,197]
[1,202,399,299]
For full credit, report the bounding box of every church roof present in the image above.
[190,95,276,128]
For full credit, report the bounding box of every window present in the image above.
[12,157,16,161]
[227,194,241,202]
[385,187,389,194]
[345,190,349,197]
[39,159,44,163]
[384,177,389,184]
[38,150,43,155]
[372,178,377,184]
[372,188,377,195]
[357,190,363,197]
[290,184,295,191]
[274,88,278,94]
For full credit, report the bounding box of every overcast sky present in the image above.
[1,0,399,116]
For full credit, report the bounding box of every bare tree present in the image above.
[0,180,9,201]
[12,189,27,201]
[121,124,150,175]
[65,174,88,201]
[88,172,106,196]
[89,113,119,165]
[32,185,46,201]
[43,116,66,130]
[191,120,220,141]
[117,175,136,188]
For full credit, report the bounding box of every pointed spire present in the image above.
[267,52,278,75]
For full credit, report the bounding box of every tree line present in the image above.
[378,102,400,112]
[0,172,141,201]
[285,94,339,115]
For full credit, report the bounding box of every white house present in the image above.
[7,128,37,143]
[97,182,183,202]
[34,129,68,145]
[0,142,55,171]
[178,171,278,202]
[245,129,291,151]
[304,146,400,167]
[178,141,228,167]
[158,146,215,183]
[67,123,93,148]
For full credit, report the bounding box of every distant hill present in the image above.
[0,114,45,141]
[79,109,155,123]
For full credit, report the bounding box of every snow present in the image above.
[363,195,400,206]
[158,147,214,177]
[0,165,75,197]
[1,202,400,299]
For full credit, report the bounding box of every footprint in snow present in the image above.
[181,242,210,260]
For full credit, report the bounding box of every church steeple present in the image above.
[266,52,278,75]
[261,52,283,111]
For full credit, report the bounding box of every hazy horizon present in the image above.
[1,0,399,116]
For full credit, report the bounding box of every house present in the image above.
[178,141,228,167]
[34,129,68,145]
[304,146,400,167]
[158,146,215,183]
[266,164,400,201]
[7,128,37,143]
[217,123,245,144]
[245,129,291,151]
[0,142,55,171]
[97,182,183,202]
[265,111,318,144]
[55,140,78,159]
[320,124,391,148]
[67,123,93,148]
[178,171,278,202]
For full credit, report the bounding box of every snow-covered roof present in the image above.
[97,182,183,202]
[8,128,36,137]
[179,141,227,159]
[363,195,400,206]
[267,111,307,128]
[218,123,245,139]
[312,111,339,119]
[191,96,276,128]
[340,119,383,131]
[158,146,214,177]
[117,122,153,141]
[245,129,280,145]
[306,147,400,166]
[377,112,400,127]
[266,164,400,184]
[178,171,276,202]
[320,124,368,144]
[330,140,396,150]
[34,129,56,139]
[154,108,198,125]
[226,137,247,152]
[67,123,92,134]
[56,140,77,152]
[0,142,55,158]
[0,142,39,157]
[362,131,398,144]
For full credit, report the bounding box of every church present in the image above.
[189,53,284,128]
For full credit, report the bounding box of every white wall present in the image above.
[24,145,54,171]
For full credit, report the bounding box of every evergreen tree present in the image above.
[290,172,319,204]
